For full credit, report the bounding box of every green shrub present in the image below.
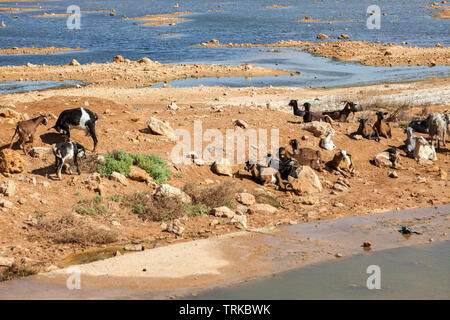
[97,151,172,183]
[183,203,209,217]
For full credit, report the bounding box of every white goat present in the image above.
[319,129,336,150]
[414,136,437,162]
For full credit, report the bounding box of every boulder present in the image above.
[0,149,25,174]
[299,121,332,137]
[124,244,143,251]
[0,107,22,120]
[373,152,394,168]
[155,184,191,204]
[249,203,278,215]
[211,158,233,176]
[147,117,174,137]
[0,199,13,208]
[69,59,80,66]
[338,34,350,39]
[0,180,16,196]
[295,195,318,205]
[128,166,152,182]
[316,33,329,39]
[110,172,128,185]
[138,57,155,64]
[113,55,124,63]
[165,219,184,236]
[212,206,235,218]
[0,256,14,267]
[235,192,255,205]
[288,166,322,195]
[231,214,247,229]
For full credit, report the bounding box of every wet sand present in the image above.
[0,205,447,299]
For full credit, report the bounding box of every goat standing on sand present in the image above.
[50,107,99,152]
[427,113,447,151]
[373,111,392,139]
[52,141,87,180]
[9,114,48,154]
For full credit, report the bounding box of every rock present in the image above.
[0,180,16,196]
[233,119,248,128]
[333,202,344,207]
[165,219,184,236]
[124,244,143,251]
[138,57,155,64]
[235,192,255,205]
[287,166,322,195]
[69,59,80,66]
[389,171,398,178]
[110,172,128,185]
[316,33,330,39]
[147,117,174,137]
[439,169,447,180]
[211,158,233,176]
[204,39,220,45]
[210,219,220,226]
[335,253,343,258]
[0,149,25,174]
[167,102,179,110]
[295,195,318,205]
[338,34,350,39]
[231,214,247,229]
[436,43,443,48]
[0,199,13,208]
[155,184,191,204]
[113,250,121,257]
[128,166,152,182]
[113,55,124,63]
[212,206,235,218]
[352,134,363,140]
[373,152,394,168]
[362,241,372,248]
[97,155,106,164]
[0,107,22,120]
[249,203,278,215]
[0,256,14,267]
[299,121,332,137]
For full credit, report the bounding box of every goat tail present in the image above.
[9,125,18,149]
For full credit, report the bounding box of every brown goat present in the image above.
[323,101,358,122]
[355,118,380,141]
[373,111,392,139]
[244,160,285,189]
[9,114,48,154]
[283,140,322,170]
[328,150,355,177]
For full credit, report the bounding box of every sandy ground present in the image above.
[0,205,447,299]
[0,73,449,278]
[0,59,295,88]
[122,12,196,26]
[196,40,450,66]
[0,47,85,55]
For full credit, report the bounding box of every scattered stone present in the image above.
[299,121,332,137]
[231,214,247,229]
[0,149,25,174]
[147,117,174,137]
[352,134,363,140]
[362,241,372,248]
[249,203,278,215]
[69,59,80,66]
[113,55,124,63]
[113,250,121,257]
[316,33,330,39]
[212,206,235,218]
[0,108,22,120]
[167,102,179,110]
[233,119,248,128]
[235,192,255,205]
[295,195,318,205]
[155,184,192,204]
[124,244,143,251]
[165,219,184,236]
[110,172,128,185]
[128,166,152,183]
[211,158,233,176]
[335,253,343,258]
[137,57,155,64]
[210,219,220,226]
[0,199,13,208]
[0,180,16,196]
[0,256,14,267]
[333,202,344,207]
[338,34,350,39]
[389,171,398,178]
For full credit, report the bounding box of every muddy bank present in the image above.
[195,40,450,67]
[0,205,447,299]
[0,47,85,55]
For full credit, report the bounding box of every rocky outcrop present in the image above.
[0,149,25,174]
[235,192,255,205]
[211,158,233,176]
[288,165,322,195]
[212,206,235,218]
[248,203,278,215]
[110,172,128,185]
[155,184,192,204]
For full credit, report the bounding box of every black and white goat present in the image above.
[52,141,87,180]
[50,108,99,152]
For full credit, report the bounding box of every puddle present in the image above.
[190,241,450,300]
[0,80,85,94]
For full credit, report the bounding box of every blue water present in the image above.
[0,80,84,93]
[0,0,449,88]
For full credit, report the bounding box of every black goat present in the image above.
[408,119,429,134]
[288,100,305,117]
[322,101,358,122]
[303,103,333,125]
[50,108,99,152]
[52,141,87,180]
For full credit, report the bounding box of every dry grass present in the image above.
[183,181,239,209]
[0,264,36,282]
[34,213,119,245]
[127,191,185,222]
[78,154,99,174]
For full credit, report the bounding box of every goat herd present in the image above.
[4,101,449,188]
[244,100,449,192]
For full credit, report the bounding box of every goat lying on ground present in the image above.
[9,114,48,154]
[288,100,305,117]
[404,127,419,155]
[285,139,322,170]
[319,129,336,150]
[322,101,358,122]
[303,103,333,125]
[327,150,355,177]
[427,112,447,151]
[413,136,437,162]
[373,111,392,139]
[244,159,284,188]
[354,118,380,141]
[373,147,400,168]
[52,141,87,180]
[50,107,99,152]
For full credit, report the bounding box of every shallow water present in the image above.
[0,0,449,88]
[191,241,450,300]
[0,80,84,93]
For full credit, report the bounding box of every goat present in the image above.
[244,159,284,188]
[328,150,355,177]
[413,136,437,162]
[427,112,447,150]
[408,119,429,134]
[285,139,323,170]
[52,141,87,180]
[288,100,305,117]
[9,114,48,154]
[404,127,419,155]
[373,147,400,168]
[303,103,333,125]
[50,108,99,152]
[322,101,358,122]
[373,111,392,139]
[319,129,336,150]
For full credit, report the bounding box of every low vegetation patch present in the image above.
[73,195,107,215]
[126,191,185,222]
[254,192,281,208]
[97,150,172,183]
[1,265,36,282]
[183,181,238,209]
